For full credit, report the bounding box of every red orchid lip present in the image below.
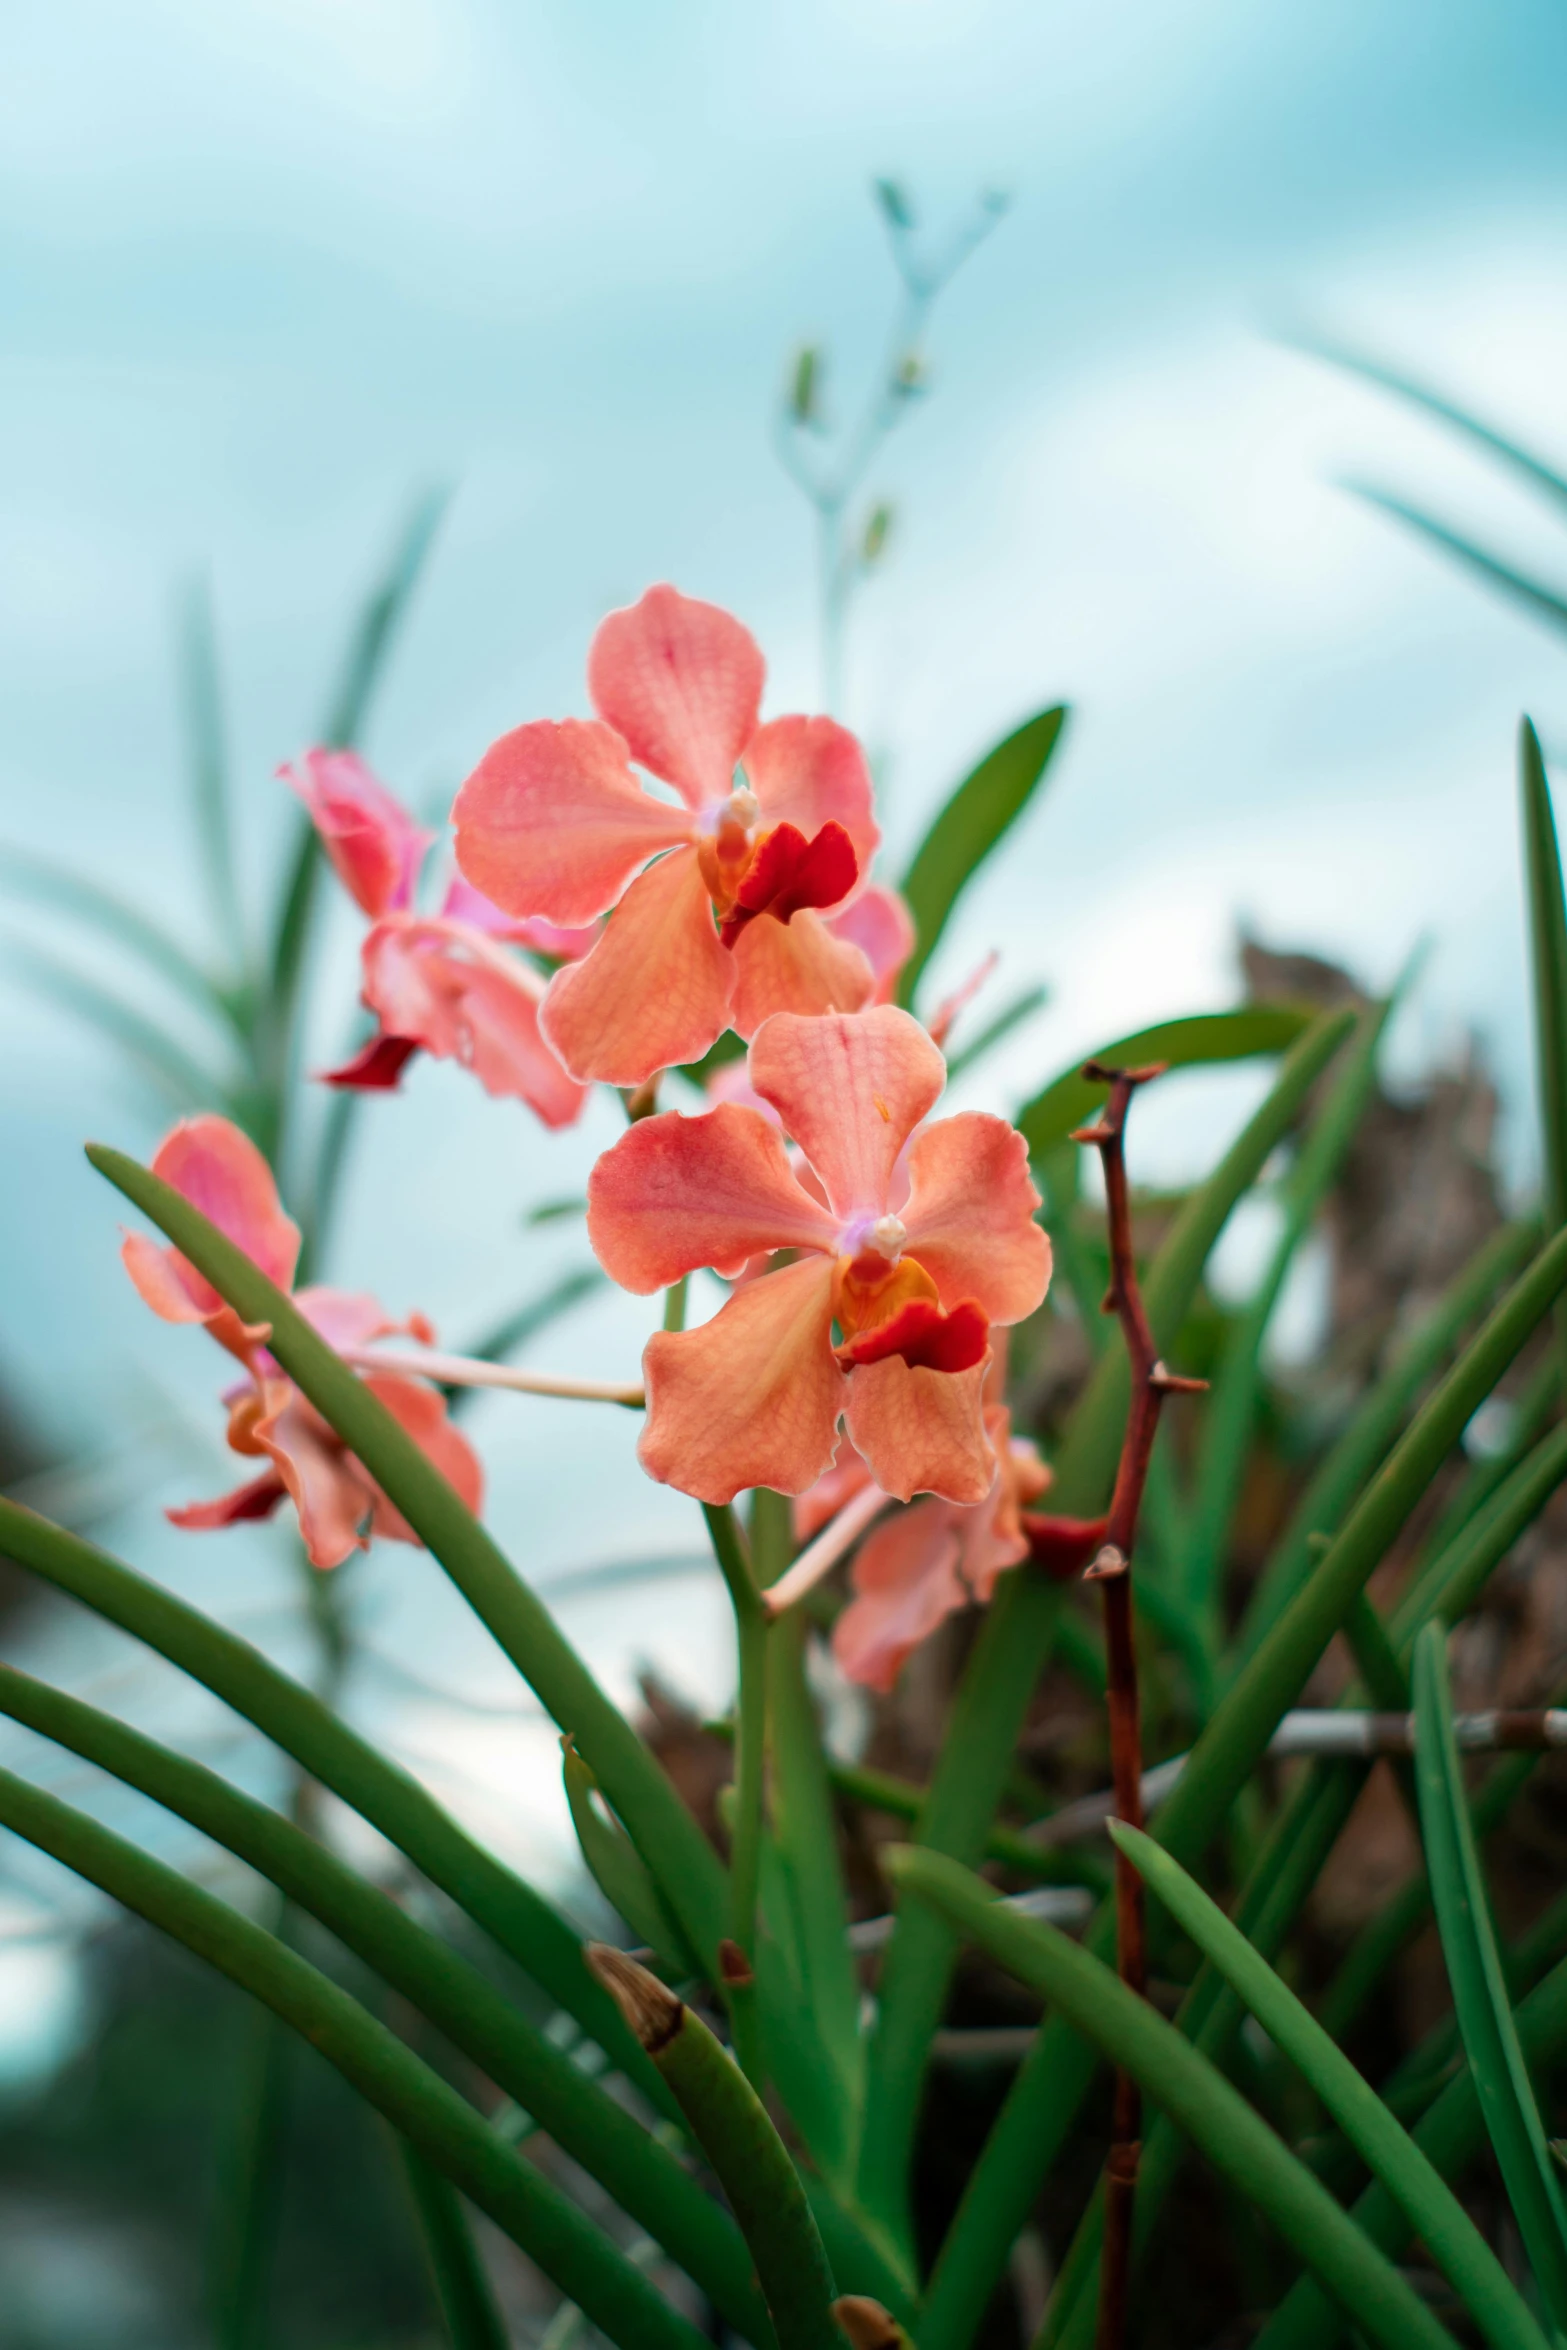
[838,1296,990,1375]
[718,818,860,947]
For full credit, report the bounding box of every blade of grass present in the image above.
[459,1268,607,1372]
[1015,1004,1314,1161]
[0,1657,776,2335]
[1413,1623,1567,2329]
[1298,332,1567,515]
[0,1764,710,2350]
[1113,1820,1550,2350]
[11,946,226,1109]
[318,484,449,750]
[890,1848,1462,2350]
[942,983,1049,1081]
[0,1498,656,2095]
[563,1738,702,1981]
[399,2143,512,2350]
[1349,484,1567,639]
[1520,714,1567,1391]
[0,847,239,1029]
[89,1142,730,1973]
[179,574,246,963]
[896,707,1067,1007]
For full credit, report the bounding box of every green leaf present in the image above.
[1520,715,1567,1391]
[1015,1003,1314,1161]
[1413,1622,1567,2329]
[89,1143,732,1974]
[563,1737,701,1979]
[888,1848,1461,2350]
[8,944,227,1108]
[460,1268,606,1369]
[1113,1820,1550,2350]
[941,982,1048,1081]
[0,846,238,1029]
[1300,333,1567,515]
[399,2145,512,2350]
[1391,1424,1567,1647]
[895,707,1067,1006]
[0,1765,709,2350]
[0,1496,653,2096]
[1259,1949,1567,2350]
[319,483,450,750]
[1349,484,1567,639]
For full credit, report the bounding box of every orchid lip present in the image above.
[842,1211,907,1263]
[700,784,761,835]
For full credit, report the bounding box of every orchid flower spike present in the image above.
[452,584,885,1086]
[283,748,590,1129]
[586,1006,1051,1505]
[122,1114,483,1570]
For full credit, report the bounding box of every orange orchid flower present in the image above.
[284,749,590,1129]
[123,1115,482,1570]
[452,584,884,1086]
[586,1006,1051,1505]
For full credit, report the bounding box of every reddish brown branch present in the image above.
[1071,1061,1206,2350]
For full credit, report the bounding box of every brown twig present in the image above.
[1072,1061,1205,2350]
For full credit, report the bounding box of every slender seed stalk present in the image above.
[1071,1062,1207,2350]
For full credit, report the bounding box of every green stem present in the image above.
[703,1502,769,2085]
[400,2142,512,2350]
[0,1766,708,2350]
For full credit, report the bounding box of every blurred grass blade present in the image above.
[1113,1820,1550,2350]
[895,706,1066,1007]
[942,982,1048,1081]
[400,2145,511,2350]
[1233,1220,1537,1666]
[1391,1424,1567,1647]
[1413,1623,1567,2328]
[0,1656,769,2334]
[10,945,225,1108]
[889,1848,1461,2350]
[1181,995,1391,1627]
[179,574,246,959]
[1520,715,1567,1387]
[461,1267,607,1369]
[318,483,449,749]
[1016,1003,1313,1160]
[1,847,239,1028]
[89,1144,731,1972]
[0,1764,710,2350]
[563,1738,701,1978]
[0,1497,655,2092]
[1301,333,1567,515]
[210,1983,290,2350]
[1348,484,1567,640]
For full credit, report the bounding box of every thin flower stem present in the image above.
[1072,1061,1207,2350]
[701,1501,769,2088]
[337,1346,644,1407]
[663,1276,689,1334]
[763,1480,894,1617]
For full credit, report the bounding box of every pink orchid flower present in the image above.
[452,584,884,1087]
[828,1407,1050,1694]
[586,1005,1051,1505]
[123,1114,483,1571]
[825,884,917,1007]
[284,749,591,1129]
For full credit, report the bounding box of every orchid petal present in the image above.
[360,1374,484,1539]
[955,1407,1035,1604]
[167,1470,287,1532]
[827,884,916,1005]
[729,906,876,1038]
[247,1386,374,1571]
[540,846,733,1086]
[845,1352,994,1504]
[282,749,432,918]
[742,715,879,877]
[439,874,599,960]
[588,584,764,810]
[321,1032,421,1091]
[747,1005,945,1221]
[638,1255,846,1503]
[587,1101,838,1293]
[900,1113,1051,1324]
[454,717,693,926]
[294,1288,431,1353]
[126,1116,300,1333]
[793,1448,876,1542]
[360,920,588,1127]
[831,1502,968,1694]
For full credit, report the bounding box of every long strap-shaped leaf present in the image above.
[1413,1622,1567,2330]
[87,1143,730,1972]
[1015,1004,1314,1160]
[1521,714,1567,1394]
[918,1220,1567,2350]
[0,1763,707,2350]
[1111,1820,1550,2350]
[0,1659,771,2345]
[1259,1949,1567,2350]
[853,1008,1355,2247]
[889,1848,1462,2350]
[0,1496,654,2095]
[399,2144,512,2350]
